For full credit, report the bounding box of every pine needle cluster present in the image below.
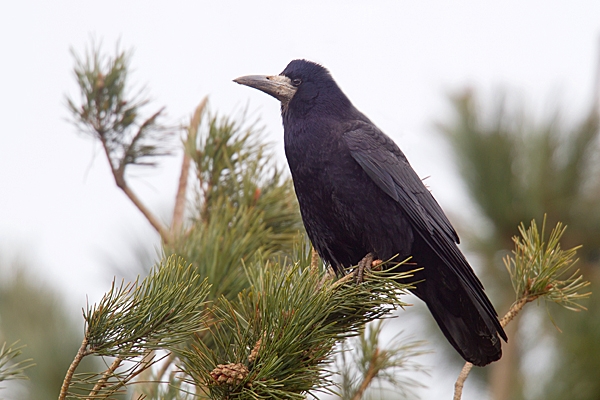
[176,258,413,399]
[169,109,302,301]
[504,217,591,311]
[66,40,172,171]
[59,251,414,399]
[0,341,34,386]
[60,256,211,399]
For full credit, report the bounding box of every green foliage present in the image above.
[63,256,211,399]
[504,218,590,310]
[190,112,301,245]
[336,321,428,400]
[170,111,302,301]
[177,258,413,399]
[0,342,34,385]
[60,247,418,399]
[66,40,171,174]
[84,255,211,357]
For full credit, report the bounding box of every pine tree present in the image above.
[57,40,426,399]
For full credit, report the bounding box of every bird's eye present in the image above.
[292,78,302,87]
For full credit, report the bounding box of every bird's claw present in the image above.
[355,253,380,283]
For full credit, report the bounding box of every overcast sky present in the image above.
[1,1,599,398]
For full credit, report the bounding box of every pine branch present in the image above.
[177,257,415,399]
[66,39,173,242]
[60,256,211,399]
[87,356,123,397]
[114,175,171,243]
[453,217,591,400]
[59,339,89,400]
[0,341,34,385]
[350,348,379,400]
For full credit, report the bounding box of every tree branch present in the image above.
[351,348,380,400]
[98,130,171,242]
[59,337,89,400]
[452,362,473,400]
[172,98,207,234]
[116,179,171,243]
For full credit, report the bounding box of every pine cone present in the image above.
[210,363,249,386]
[248,337,262,363]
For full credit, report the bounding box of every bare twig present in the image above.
[59,337,89,400]
[135,351,176,399]
[154,352,175,386]
[119,107,167,174]
[172,150,191,234]
[117,182,171,243]
[98,134,171,243]
[452,293,536,400]
[172,98,208,234]
[452,362,473,400]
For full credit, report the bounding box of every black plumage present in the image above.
[234,59,507,366]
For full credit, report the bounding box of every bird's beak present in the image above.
[233,75,297,105]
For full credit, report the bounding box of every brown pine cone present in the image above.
[210,363,249,386]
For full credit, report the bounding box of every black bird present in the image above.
[234,60,507,366]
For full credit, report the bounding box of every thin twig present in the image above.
[129,350,156,400]
[87,356,123,398]
[172,150,190,233]
[593,35,600,108]
[59,337,89,400]
[172,98,208,234]
[452,362,473,400]
[452,294,537,400]
[154,352,175,385]
[121,107,166,173]
[499,296,532,328]
[351,348,380,400]
[109,353,165,399]
[99,133,171,243]
[117,182,171,243]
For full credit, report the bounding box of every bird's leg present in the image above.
[356,252,376,284]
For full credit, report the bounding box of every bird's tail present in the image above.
[419,277,503,366]
[406,238,506,366]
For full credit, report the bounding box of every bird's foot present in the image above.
[355,253,381,283]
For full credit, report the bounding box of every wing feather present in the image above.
[343,123,505,336]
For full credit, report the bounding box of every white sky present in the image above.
[1,1,599,398]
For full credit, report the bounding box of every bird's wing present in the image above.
[344,121,505,344]
[343,123,459,243]
[342,122,488,293]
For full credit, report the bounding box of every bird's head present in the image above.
[234,59,349,115]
